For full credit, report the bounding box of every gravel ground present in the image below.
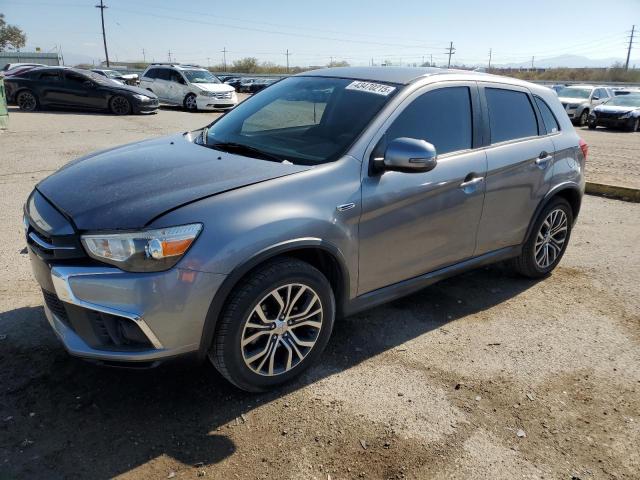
[577,126,640,189]
[0,105,639,480]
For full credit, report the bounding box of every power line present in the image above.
[626,25,636,70]
[95,0,110,67]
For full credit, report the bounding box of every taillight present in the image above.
[579,138,588,160]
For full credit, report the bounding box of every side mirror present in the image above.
[375,137,438,173]
[592,95,599,101]
[83,80,95,88]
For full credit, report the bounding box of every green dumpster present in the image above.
[0,77,7,130]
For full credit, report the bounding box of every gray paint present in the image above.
[26,67,584,364]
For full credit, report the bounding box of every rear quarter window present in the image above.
[534,96,560,134]
[485,88,539,143]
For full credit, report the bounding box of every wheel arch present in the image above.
[524,183,582,243]
[197,239,350,360]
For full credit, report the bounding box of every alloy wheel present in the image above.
[17,92,36,111]
[579,111,588,126]
[241,283,323,376]
[111,96,130,115]
[535,208,568,269]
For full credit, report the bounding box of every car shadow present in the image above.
[5,106,156,116]
[0,264,541,479]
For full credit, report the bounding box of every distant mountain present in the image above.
[497,54,639,69]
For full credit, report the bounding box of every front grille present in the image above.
[597,111,623,119]
[42,289,69,322]
[25,222,86,262]
[214,92,232,99]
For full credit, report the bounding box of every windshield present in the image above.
[557,87,591,99]
[605,95,640,107]
[203,76,398,165]
[103,70,123,78]
[183,69,220,84]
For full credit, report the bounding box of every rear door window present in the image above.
[143,69,157,79]
[382,86,473,155]
[39,71,62,82]
[155,69,171,81]
[485,88,538,143]
[534,96,560,134]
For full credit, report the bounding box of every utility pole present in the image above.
[488,48,492,69]
[95,0,110,67]
[206,57,211,68]
[221,47,227,71]
[168,50,172,62]
[330,56,334,66]
[285,49,291,73]
[446,41,455,68]
[371,57,374,66]
[430,54,433,66]
[142,48,146,63]
[626,25,636,70]
[531,56,535,70]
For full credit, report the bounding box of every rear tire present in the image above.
[511,197,573,279]
[210,257,335,392]
[578,109,589,127]
[629,117,639,132]
[16,90,38,111]
[110,95,131,115]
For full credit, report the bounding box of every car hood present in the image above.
[36,133,310,231]
[558,96,588,105]
[594,105,639,114]
[193,83,235,93]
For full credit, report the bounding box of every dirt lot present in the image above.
[578,127,640,189]
[0,106,639,480]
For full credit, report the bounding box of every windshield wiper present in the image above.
[209,142,285,163]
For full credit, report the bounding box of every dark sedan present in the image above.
[588,94,640,131]
[4,67,158,115]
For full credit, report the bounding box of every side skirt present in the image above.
[343,245,521,317]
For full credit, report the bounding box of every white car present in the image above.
[139,64,237,111]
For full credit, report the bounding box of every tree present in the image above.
[327,60,350,68]
[0,14,26,52]
[231,57,259,73]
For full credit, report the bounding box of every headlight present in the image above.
[199,91,216,97]
[81,223,202,272]
[132,93,150,101]
[619,112,632,119]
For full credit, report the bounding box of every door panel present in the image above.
[475,138,554,252]
[359,149,487,294]
[474,84,555,254]
[358,83,486,295]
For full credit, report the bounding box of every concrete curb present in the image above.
[585,182,640,203]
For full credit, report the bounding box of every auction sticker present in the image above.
[345,81,396,96]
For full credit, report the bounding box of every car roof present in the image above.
[297,66,539,87]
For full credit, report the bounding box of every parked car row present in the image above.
[91,69,139,86]
[220,75,278,93]
[588,94,640,131]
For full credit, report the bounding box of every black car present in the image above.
[4,67,158,115]
[588,94,640,131]
[247,78,277,93]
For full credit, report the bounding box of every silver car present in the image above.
[557,85,613,126]
[24,67,586,391]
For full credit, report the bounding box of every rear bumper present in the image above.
[30,249,225,363]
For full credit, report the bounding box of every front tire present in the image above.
[110,95,131,115]
[184,93,198,111]
[628,117,639,132]
[511,197,573,279]
[210,258,335,392]
[16,90,38,111]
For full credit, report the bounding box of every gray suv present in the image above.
[24,67,586,391]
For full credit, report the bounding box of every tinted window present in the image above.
[485,88,538,143]
[169,71,184,83]
[382,86,473,155]
[65,71,89,85]
[143,68,157,79]
[534,96,560,134]
[39,71,61,81]
[156,69,171,81]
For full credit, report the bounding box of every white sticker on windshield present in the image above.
[345,81,396,96]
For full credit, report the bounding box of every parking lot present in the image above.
[0,105,639,479]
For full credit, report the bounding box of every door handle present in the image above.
[459,176,484,190]
[535,151,553,168]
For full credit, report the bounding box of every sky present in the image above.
[2,0,639,67]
